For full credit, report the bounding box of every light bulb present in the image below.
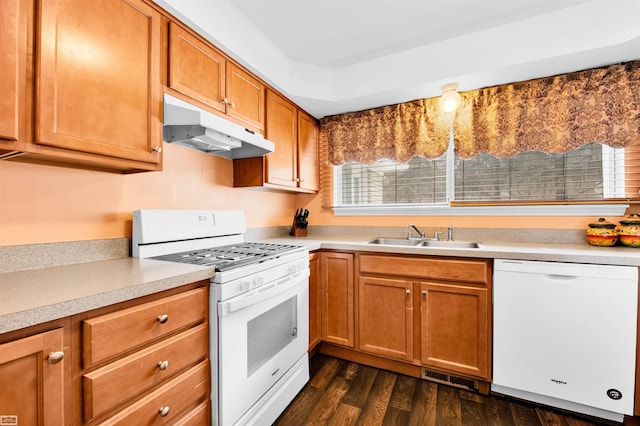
[439,83,460,112]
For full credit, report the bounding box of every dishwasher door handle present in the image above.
[542,274,579,282]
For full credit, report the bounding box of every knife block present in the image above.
[290,218,308,237]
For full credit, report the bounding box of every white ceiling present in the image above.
[160,0,640,118]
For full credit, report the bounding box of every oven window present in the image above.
[247,295,298,376]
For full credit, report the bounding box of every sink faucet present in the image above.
[407,224,425,240]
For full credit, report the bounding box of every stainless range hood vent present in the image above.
[162,93,274,159]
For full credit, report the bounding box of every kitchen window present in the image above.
[333,142,638,216]
[324,62,640,216]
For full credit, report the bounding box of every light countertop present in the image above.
[2,231,638,336]
[0,257,213,334]
[260,235,640,267]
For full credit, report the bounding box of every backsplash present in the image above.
[0,238,129,274]
[297,226,587,245]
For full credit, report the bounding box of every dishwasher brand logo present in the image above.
[550,378,567,385]
[607,389,623,400]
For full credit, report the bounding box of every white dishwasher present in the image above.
[492,259,638,423]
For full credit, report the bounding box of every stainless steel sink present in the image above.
[420,240,479,249]
[366,238,422,246]
[366,238,480,249]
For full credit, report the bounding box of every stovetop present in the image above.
[151,241,304,272]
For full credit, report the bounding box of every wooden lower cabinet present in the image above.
[358,276,413,362]
[420,281,489,378]
[321,252,355,348]
[0,327,66,424]
[308,252,321,351]
[0,283,209,425]
[318,251,492,392]
[94,361,210,426]
[78,284,210,424]
[83,324,208,420]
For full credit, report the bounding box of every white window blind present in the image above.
[334,143,632,206]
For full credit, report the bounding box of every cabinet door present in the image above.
[265,89,297,188]
[297,110,319,192]
[37,0,161,164]
[169,22,226,113]
[420,282,489,379]
[0,0,32,149]
[359,276,413,361]
[225,62,264,131]
[0,328,65,424]
[321,252,355,347]
[308,252,322,351]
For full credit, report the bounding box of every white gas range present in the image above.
[132,209,310,426]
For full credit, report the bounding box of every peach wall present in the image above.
[0,144,297,246]
[1,143,635,247]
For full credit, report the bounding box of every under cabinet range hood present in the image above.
[162,93,274,159]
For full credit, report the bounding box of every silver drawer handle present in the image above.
[47,351,65,365]
[158,406,170,417]
[422,290,428,296]
[158,360,169,370]
[157,314,169,324]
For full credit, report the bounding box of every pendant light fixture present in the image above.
[439,83,461,112]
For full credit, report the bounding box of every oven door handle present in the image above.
[218,268,310,317]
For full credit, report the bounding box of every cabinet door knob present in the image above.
[421,290,427,296]
[158,406,170,417]
[152,145,162,153]
[406,289,411,295]
[158,360,169,370]
[157,314,169,324]
[47,351,65,365]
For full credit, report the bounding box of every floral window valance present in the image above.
[321,61,640,165]
[321,98,451,165]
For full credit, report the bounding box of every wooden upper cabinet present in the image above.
[233,89,319,193]
[167,23,264,133]
[225,62,265,131]
[0,328,65,425]
[297,110,319,191]
[168,21,226,114]
[0,0,33,151]
[37,0,162,167]
[265,89,298,188]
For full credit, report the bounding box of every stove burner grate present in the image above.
[151,242,303,271]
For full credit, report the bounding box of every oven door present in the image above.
[217,267,309,426]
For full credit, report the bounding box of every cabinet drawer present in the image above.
[83,287,207,366]
[96,361,209,425]
[173,400,210,426]
[359,254,490,284]
[83,323,208,421]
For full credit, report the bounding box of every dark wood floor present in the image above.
[274,354,622,426]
